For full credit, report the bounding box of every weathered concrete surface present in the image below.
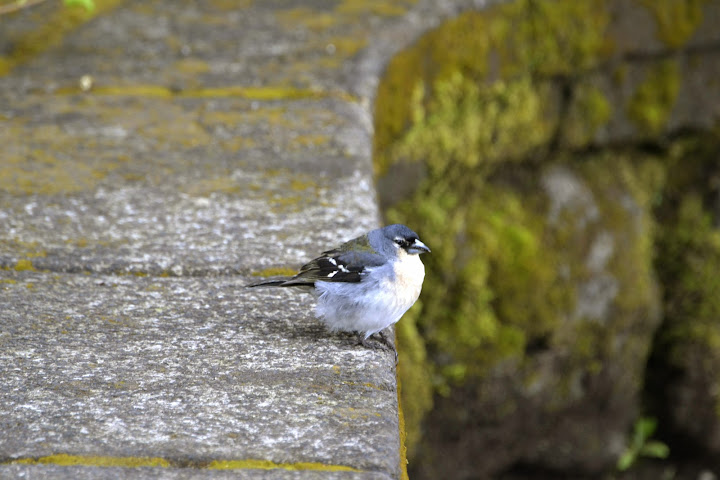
[0,0,476,477]
[1,271,397,476]
[0,94,379,275]
[0,464,391,480]
[0,466,389,480]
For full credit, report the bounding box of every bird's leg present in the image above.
[358,330,398,364]
[357,334,375,349]
[375,329,395,352]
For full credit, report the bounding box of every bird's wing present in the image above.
[280,236,385,285]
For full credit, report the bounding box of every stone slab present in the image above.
[0,465,392,480]
[0,270,399,476]
[0,93,378,275]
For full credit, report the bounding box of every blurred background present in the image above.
[373,1,720,479]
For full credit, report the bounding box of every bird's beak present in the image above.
[408,238,431,254]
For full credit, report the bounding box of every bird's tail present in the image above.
[245,278,292,288]
[246,277,315,289]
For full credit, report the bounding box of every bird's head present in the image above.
[380,224,431,256]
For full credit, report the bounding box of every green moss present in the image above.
[373,0,612,176]
[627,60,681,135]
[392,74,555,176]
[562,82,612,147]
[638,0,709,48]
[397,369,410,480]
[499,0,612,77]
[388,179,573,386]
[374,0,673,459]
[652,131,720,417]
[663,195,720,337]
[396,302,433,456]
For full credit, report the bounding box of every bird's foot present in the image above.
[358,330,398,365]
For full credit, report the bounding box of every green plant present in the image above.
[617,417,670,471]
[64,0,94,11]
[0,0,94,16]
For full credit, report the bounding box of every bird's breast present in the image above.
[391,253,426,306]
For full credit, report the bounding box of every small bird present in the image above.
[247,224,430,352]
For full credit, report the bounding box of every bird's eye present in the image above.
[393,238,405,247]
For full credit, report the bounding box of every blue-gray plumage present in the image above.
[247,224,430,351]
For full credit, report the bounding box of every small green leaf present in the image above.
[63,0,95,12]
[617,417,670,471]
[636,417,657,440]
[617,451,636,471]
[640,441,670,459]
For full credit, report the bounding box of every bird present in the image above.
[247,224,430,353]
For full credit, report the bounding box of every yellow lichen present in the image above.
[173,58,211,75]
[335,0,416,17]
[323,35,368,56]
[14,259,35,272]
[289,178,316,191]
[54,84,342,101]
[276,8,337,32]
[289,134,330,150]
[251,267,297,277]
[185,177,244,196]
[207,459,360,472]
[207,0,253,11]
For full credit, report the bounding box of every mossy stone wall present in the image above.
[373,0,720,477]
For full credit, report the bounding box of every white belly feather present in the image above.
[390,251,426,309]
